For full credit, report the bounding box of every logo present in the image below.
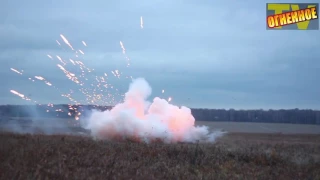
[266,3,319,30]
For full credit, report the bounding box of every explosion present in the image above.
[83,78,224,143]
[9,18,224,143]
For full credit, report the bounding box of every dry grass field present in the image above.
[196,121,320,134]
[0,130,319,180]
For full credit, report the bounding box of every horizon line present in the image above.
[1,104,319,111]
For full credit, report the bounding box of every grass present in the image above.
[0,132,319,180]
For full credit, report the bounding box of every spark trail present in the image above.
[60,34,74,50]
[10,34,125,120]
[140,16,143,29]
[119,41,131,67]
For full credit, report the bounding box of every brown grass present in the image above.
[0,132,319,180]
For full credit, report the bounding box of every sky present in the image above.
[0,0,319,109]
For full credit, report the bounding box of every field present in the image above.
[0,120,320,180]
[2,118,320,135]
[196,121,320,134]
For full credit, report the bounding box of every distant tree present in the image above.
[0,105,320,125]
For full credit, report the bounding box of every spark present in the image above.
[10,90,24,98]
[56,40,61,46]
[119,41,131,67]
[47,55,53,59]
[56,55,67,65]
[82,41,87,46]
[34,76,45,81]
[140,16,143,29]
[28,78,35,82]
[10,68,22,75]
[168,97,172,102]
[60,34,74,50]
[57,64,80,84]
[10,90,31,101]
[69,59,76,65]
[79,50,84,55]
[111,70,121,78]
[120,41,126,54]
[162,89,165,93]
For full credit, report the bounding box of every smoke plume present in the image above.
[83,78,224,143]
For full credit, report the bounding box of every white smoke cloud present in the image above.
[83,78,224,143]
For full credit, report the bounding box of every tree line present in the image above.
[0,105,319,125]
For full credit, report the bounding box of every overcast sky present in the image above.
[0,0,319,109]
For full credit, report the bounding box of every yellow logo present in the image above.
[266,3,319,30]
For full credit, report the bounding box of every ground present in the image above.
[196,121,320,134]
[0,125,319,179]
